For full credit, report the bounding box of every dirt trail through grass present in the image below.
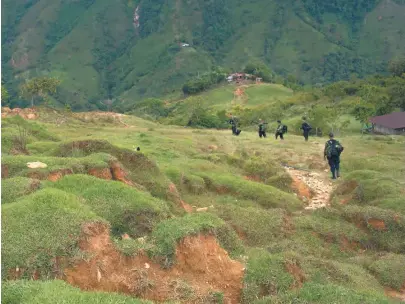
[286,166,333,210]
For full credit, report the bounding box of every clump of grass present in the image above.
[26,142,61,156]
[1,280,152,304]
[199,173,302,212]
[2,116,60,142]
[215,205,287,246]
[294,213,368,245]
[242,248,293,303]
[341,205,405,252]
[368,253,405,290]
[1,177,41,204]
[2,153,113,178]
[50,175,170,238]
[255,282,395,304]
[149,213,244,267]
[300,257,384,293]
[55,140,171,199]
[1,188,102,279]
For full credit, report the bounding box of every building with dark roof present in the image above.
[369,112,405,135]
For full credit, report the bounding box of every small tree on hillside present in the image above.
[1,85,9,104]
[20,77,61,108]
[388,57,405,77]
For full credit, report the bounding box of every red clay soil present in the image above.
[110,161,134,186]
[88,168,113,180]
[385,284,405,302]
[64,223,244,304]
[243,175,261,183]
[167,182,193,213]
[290,176,312,200]
[367,219,386,231]
[180,200,193,213]
[339,236,360,252]
[1,164,9,179]
[285,262,306,289]
[47,169,73,182]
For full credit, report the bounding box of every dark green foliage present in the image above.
[44,0,96,52]
[300,0,380,25]
[388,57,405,77]
[244,60,274,82]
[182,67,227,95]
[200,0,233,54]
[139,0,165,37]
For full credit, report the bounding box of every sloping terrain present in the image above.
[2,0,405,109]
[1,107,405,303]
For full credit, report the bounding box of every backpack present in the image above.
[326,140,343,158]
[282,125,288,133]
[303,122,312,131]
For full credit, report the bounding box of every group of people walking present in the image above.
[228,114,344,180]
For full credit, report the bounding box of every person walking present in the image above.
[324,132,344,179]
[301,118,312,141]
[228,114,241,135]
[258,119,267,138]
[275,120,287,140]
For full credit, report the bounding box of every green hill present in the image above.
[2,0,405,109]
[1,106,405,303]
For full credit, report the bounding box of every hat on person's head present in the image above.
[277,120,281,123]
[329,132,334,138]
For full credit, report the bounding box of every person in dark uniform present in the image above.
[324,132,344,179]
[275,120,286,140]
[228,114,241,135]
[300,118,312,141]
[258,119,267,138]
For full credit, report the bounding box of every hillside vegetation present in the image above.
[1,101,405,303]
[2,0,405,109]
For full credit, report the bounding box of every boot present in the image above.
[331,169,336,179]
[336,169,340,178]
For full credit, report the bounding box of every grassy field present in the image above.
[1,105,405,303]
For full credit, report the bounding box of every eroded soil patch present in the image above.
[65,223,244,304]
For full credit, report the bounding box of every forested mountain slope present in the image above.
[2,0,405,110]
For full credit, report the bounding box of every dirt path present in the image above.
[285,166,334,210]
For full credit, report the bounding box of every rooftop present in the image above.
[369,111,405,129]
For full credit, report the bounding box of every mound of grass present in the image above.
[150,212,244,267]
[2,153,113,179]
[2,116,60,142]
[55,140,170,199]
[255,282,395,304]
[199,173,302,212]
[215,205,287,246]
[294,213,368,245]
[341,205,405,252]
[26,142,61,156]
[300,258,384,293]
[50,175,170,238]
[1,177,41,204]
[1,188,101,279]
[243,157,293,192]
[2,280,152,304]
[369,253,405,290]
[242,248,294,303]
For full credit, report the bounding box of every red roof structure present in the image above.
[369,112,405,129]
